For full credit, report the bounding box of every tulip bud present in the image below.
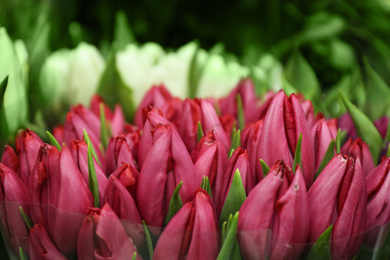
[374,116,389,139]
[301,99,317,130]
[1,145,19,173]
[28,224,67,260]
[308,155,367,259]
[15,129,44,186]
[153,189,220,260]
[339,113,357,140]
[257,90,315,187]
[341,138,375,176]
[105,134,136,176]
[238,161,308,260]
[137,124,197,235]
[178,98,202,152]
[52,125,65,145]
[312,118,336,172]
[111,163,139,200]
[77,204,141,260]
[0,163,30,254]
[191,130,228,211]
[29,145,93,255]
[122,124,141,161]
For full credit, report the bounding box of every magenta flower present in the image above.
[105,134,136,176]
[312,118,336,172]
[341,137,375,176]
[1,145,19,173]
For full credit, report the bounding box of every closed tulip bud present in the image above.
[238,161,309,260]
[1,145,19,173]
[312,118,336,172]
[257,90,315,188]
[29,145,93,255]
[134,84,173,128]
[29,224,67,260]
[15,129,44,186]
[52,125,65,145]
[219,78,260,124]
[137,124,197,235]
[219,114,237,141]
[374,116,389,139]
[111,163,139,200]
[365,157,390,246]
[241,120,263,184]
[77,204,141,260]
[122,124,141,161]
[153,189,220,260]
[191,130,228,210]
[0,163,30,254]
[105,134,136,176]
[69,140,108,205]
[341,138,375,176]
[160,97,183,126]
[178,98,201,152]
[339,113,357,140]
[103,175,144,248]
[308,155,367,259]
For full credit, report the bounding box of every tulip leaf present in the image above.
[132,252,137,260]
[260,159,270,177]
[19,247,28,260]
[0,75,7,108]
[387,143,390,158]
[217,212,240,260]
[142,220,154,259]
[197,121,204,142]
[219,169,246,226]
[201,176,212,199]
[114,10,136,51]
[164,181,183,226]
[100,103,109,150]
[315,140,335,180]
[46,131,61,151]
[221,221,227,243]
[236,94,245,131]
[19,206,32,229]
[336,129,342,154]
[340,91,383,162]
[305,225,333,260]
[293,133,302,174]
[83,129,102,167]
[229,129,241,158]
[87,141,100,208]
[0,76,9,139]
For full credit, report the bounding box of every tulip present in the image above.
[365,157,390,246]
[308,155,367,259]
[122,124,141,161]
[137,124,197,235]
[1,145,19,173]
[341,137,375,176]
[237,161,308,260]
[52,125,65,145]
[15,129,44,186]
[301,99,317,130]
[178,98,201,152]
[219,113,237,141]
[110,163,139,200]
[69,140,108,205]
[105,134,136,176]
[374,116,389,139]
[153,189,220,260]
[0,163,30,254]
[159,97,184,127]
[312,118,336,172]
[29,144,93,255]
[28,224,67,260]
[103,175,144,248]
[257,90,315,187]
[338,113,357,140]
[77,203,141,260]
[241,120,263,184]
[191,130,228,212]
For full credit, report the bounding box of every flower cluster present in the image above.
[1,79,390,259]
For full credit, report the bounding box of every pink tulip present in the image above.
[312,118,336,172]
[1,145,19,173]
[178,98,202,152]
[308,155,367,259]
[137,124,197,235]
[238,161,308,260]
[105,134,136,176]
[122,124,141,161]
[153,189,220,260]
[111,163,139,200]
[257,90,315,188]
[341,137,375,176]
[374,116,389,139]
[52,125,65,145]
[29,144,93,255]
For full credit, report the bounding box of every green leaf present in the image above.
[69,22,83,46]
[305,225,333,260]
[132,252,137,260]
[197,121,204,142]
[340,91,383,162]
[363,58,390,120]
[143,220,154,260]
[164,181,183,226]
[83,129,101,167]
[0,75,7,108]
[0,76,8,139]
[188,41,201,99]
[260,159,270,177]
[315,140,335,180]
[285,51,320,99]
[100,103,109,150]
[46,131,61,151]
[19,206,32,229]
[114,11,136,50]
[87,141,100,208]
[336,129,342,154]
[236,94,245,131]
[229,129,241,158]
[217,212,239,260]
[201,176,212,199]
[293,133,302,174]
[387,143,390,158]
[219,170,246,226]
[19,247,28,260]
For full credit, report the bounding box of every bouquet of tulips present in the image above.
[1,78,390,260]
